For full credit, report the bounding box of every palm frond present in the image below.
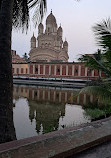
[103,50,111,63]
[12,0,46,30]
[79,52,111,77]
[30,0,47,26]
[78,54,100,70]
[12,0,29,30]
[93,18,111,50]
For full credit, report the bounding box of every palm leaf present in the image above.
[93,18,111,51]
[78,53,111,76]
[12,0,29,30]
[12,0,46,30]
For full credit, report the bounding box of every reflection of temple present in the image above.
[13,85,66,134]
[13,85,95,105]
[28,101,65,133]
[13,85,96,134]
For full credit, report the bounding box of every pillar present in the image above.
[38,64,40,75]
[85,67,88,77]
[49,65,51,76]
[54,65,57,76]
[72,65,74,76]
[43,64,45,75]
[66,65,68,76]
[33,64,35,74]
[78,65,81,77]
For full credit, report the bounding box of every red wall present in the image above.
[74,65,78,76]
[62,66,66,75]
[13,62,106,79]
[35,65,38,74]
[51,65,54,75]
[30,65,33,74]
[40,65,43,74]
[81,66,85,76]
[68,66,72,76]
[45,65,49,75]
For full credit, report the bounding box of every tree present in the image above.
[0,0,46,143]
[79,19,111,77]
[78,18,111,105]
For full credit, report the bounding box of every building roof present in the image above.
[46,10,57,25]
[38,23,43,28]
[31,33,36,41]
[63,40,68,46]
[58,26,63,32]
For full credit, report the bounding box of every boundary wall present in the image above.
[12,62,106,80]
[0,117,111,157]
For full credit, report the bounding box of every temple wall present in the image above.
[12,62,106,79]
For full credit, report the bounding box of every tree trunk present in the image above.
[0,0,16,143]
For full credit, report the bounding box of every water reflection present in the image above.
[13,85,91,140]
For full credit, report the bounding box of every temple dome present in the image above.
[31,33,36,41]
[58,26,62,32]
[38,23,43,28]
[63,40,68,46]
[46,11,57,25]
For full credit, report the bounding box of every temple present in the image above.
[12,12,106,80]
[29,11,69,62]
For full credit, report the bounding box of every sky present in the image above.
[12,0,111,62]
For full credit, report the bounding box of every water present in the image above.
[13,85,91,140]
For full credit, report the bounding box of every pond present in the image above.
[13,84,93,140]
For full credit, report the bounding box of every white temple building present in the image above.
[29,11,69,62]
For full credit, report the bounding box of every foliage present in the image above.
[0,0,46,30]
[84,108,105,119]
[93,18,111,51]
[83,100,111,119]
[77,18,111,120]
[79,19,111,77]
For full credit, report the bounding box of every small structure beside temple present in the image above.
[11,50,26,63]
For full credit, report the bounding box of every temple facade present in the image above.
[29,11,69,62]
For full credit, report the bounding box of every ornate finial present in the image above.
[51,9,52,14]
[33,32,34,36]
[65,38,66,41]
